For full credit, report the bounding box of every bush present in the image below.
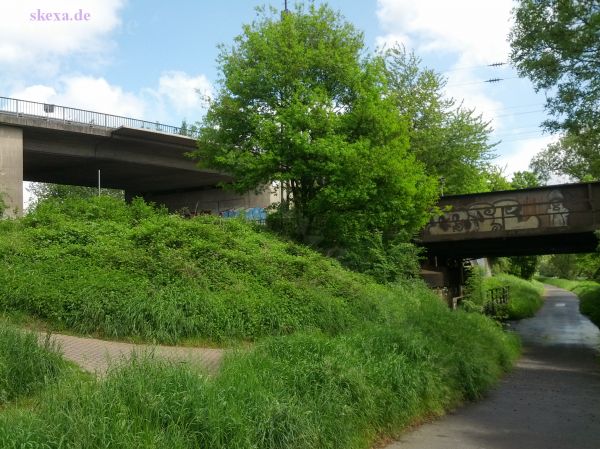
[0,197,410,343]
[0,291,519,449]
[464,266,486,305]
[0,325,65,404]
[338,233,422,283]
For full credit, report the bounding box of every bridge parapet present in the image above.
[0,96,196,138]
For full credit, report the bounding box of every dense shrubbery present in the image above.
[0,325,65,404]
[0,197,523,448]
[0,197,409,343]
[538,277,600,329]
[0,293,518,449]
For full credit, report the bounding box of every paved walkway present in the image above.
[40,332,224,375]
[387,286,600,449]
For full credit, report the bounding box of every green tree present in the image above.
[530,133,600,181]
[194,4,437,251]
[484,166,512,191]
[511,170,541,189]
[28,183,123,208]
[509,0,600,180]
[508,255,540,280]
[382,47,497,195]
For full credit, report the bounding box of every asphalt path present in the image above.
[388,285,600,449]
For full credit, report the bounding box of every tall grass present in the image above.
[0,291,519,449]
[0,325,65,404]
[0,197,403,344]
[538,277,600,328]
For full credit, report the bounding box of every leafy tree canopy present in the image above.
[28,183,124,209]
[382,47,497,195]
[530,132,600,181]
[511,170,542,189]
[194,4,438,249]
[510,0,600,180]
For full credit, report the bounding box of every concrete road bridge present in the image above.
[0,96,275,217]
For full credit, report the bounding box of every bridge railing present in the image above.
[0,96,199,138]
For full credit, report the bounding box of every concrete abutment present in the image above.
[0,125,23,217]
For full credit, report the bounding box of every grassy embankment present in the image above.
[0,197,520,448]
[538,277,600,328]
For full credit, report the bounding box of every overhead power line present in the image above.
[447,76,521,87]
[495,109,545,118]
[442,61,509,73]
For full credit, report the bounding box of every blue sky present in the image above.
[1,0,557,181]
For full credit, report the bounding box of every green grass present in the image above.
[538,277,600,328]
[0,290,519,449]
[0,197,403,344]
[0,197,524,448]
[483,274,544,320]
[0,325,65,405]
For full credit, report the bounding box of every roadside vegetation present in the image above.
[485,274,544,320]
[0,196,410,344]
[0,196,521,448]
[0,325,66,405]
[0,300,518,449]
[538,277,600,329]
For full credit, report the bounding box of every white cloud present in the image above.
[376,0,513,65]
[156,71,213,116]
[375,33,412,51]
[375,0,516,133]
[496,135,558,177]
[0,0,125,75]
[12,77,145,117]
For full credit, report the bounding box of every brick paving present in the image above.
[39,332,224,375]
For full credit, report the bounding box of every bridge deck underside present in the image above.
[20,125,230,194]
[424,230,598,258]
[25,151,228,193]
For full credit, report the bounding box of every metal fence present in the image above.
[0,96,199,137]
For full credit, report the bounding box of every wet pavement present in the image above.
[388,285,600,449]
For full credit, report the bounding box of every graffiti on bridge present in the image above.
[427,190,570,236]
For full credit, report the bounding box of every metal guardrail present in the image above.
[451,285,510,316]
[483,286,510,316]
[0,96,199,138]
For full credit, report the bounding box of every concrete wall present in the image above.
[0,126,23,217]
[132,185,280,214]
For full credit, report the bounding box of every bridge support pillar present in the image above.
[0,126,23,218]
